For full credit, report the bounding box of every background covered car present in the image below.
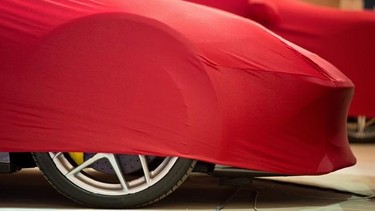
[186,0,375,142]
[0,0,355,208]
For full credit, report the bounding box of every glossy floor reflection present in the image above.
[0,144,374,210]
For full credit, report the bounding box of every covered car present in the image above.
[186,0,375,141]
[0,0,355,208]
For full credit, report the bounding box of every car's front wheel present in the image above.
[33,152,196,208]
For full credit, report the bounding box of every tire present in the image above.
[33,152,196,208]
[347,116,375,143]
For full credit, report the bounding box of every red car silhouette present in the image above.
[0,0,356,208]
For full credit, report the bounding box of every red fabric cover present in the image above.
[187,0,375,117]
[0,0,355,175]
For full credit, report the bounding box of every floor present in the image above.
[0,143,374,210]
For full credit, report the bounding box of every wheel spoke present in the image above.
[66,153,106,177]
[52,152,63,160]
[358,115,366,133]
[139,155,152,186]
[107,154,129,193]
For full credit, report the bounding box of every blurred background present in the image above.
[303,0,374,10]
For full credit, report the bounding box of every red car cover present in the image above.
[0,0,355,175]
[187,0,375,117]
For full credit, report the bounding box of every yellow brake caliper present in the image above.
[68,152,84,165]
